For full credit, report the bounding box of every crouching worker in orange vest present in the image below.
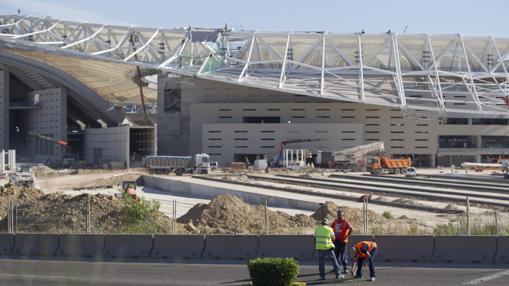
[314,220,342,280]
[350,240,378,282]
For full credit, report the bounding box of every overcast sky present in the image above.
[1,0,508,36]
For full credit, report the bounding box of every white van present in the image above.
[405,167,417,177]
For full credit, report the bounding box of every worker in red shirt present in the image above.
[350,240,378,282]
[330,210,353,273]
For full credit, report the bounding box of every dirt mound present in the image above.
[0,185,171,234]
[311,201,385,226]
[177,194,316,234]
[220,175,255,184]
[444,203,460,211]
[0,185,44,218]
[73,173,144,189]
[392,198,425,207]
[301,173,326,179]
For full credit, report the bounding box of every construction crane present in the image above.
[28,132,78,167]
[128,33,152,126]
[333,141,385,162]
[332,141,385,170]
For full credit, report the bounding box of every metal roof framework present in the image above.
[2,15,509,118]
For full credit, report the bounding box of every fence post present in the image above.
[264,199,269,235]
[86,196,91,233]
[7,196,12,233]
[172,200,176,235]
[466,195,470,236]
[362,196,369,235]
[494,211,499,236]
[14,201,17,234]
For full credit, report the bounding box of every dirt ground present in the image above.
[0,184,171,233]
[176,194,434,235]
[0,182,434,235]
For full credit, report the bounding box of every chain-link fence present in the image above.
[0,194,508,236]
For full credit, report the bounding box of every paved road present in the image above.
[0,259,507,285]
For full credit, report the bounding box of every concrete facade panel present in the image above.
[84,126,129,167]
[0,70,9,150]
[27,87,67,163]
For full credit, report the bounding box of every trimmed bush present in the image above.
[247,257,299,286]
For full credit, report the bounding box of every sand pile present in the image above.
[311,201,385,226]
[0,186,171,234]
[177,194,316,234]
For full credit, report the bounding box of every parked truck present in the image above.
[144,153,210,175]
[332,142,385,170]
[366,156,411,174]
[9,165,35,187]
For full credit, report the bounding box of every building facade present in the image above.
[158,75,509,167]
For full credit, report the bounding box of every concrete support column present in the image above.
[0,70,9,151]
[0,150,4,172]
[7,149,15,170]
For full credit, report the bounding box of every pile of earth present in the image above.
[177,194,316,234]
[0,185,44,218]
[78,172,144,189]
[310,201,434,235]
[176,195,436,235]
[311,201,386,226]
[0,185,171,234]
[220,175,256,184]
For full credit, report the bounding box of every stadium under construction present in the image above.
[2,14,509,168]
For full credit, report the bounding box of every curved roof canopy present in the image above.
[2,15,509,118]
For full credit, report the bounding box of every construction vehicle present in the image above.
[28,132,69,149]
[271,139,321,167]
[120,180,138,202]
[27,132,76,167]
[367,156,411,175]
[9,165,34,187]
[461,162,502,172]
[144,153,211,175]
[332,142,385,170]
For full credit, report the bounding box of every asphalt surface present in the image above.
[0,259,508,286]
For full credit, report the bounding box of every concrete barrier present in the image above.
[152,235,205,260]
[322,235,374,262]
[12,233,59,257]
[58,234,104,258]
[259,235,314,261]
[495,236,509,264]
[375,235,434,262]
[433,236,497,263]
[203,235,259,260]
[103,235,153,259]
[0,233,14,256]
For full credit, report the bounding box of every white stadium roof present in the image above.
[2,14,509,118]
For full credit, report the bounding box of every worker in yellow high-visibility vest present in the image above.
[314,219,342,280]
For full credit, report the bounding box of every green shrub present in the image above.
[382,211,393,219]
[119,194,164,233]
[247,257,299,286]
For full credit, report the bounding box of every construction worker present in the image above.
[350,240,378,282]
[331,210,353,273]
[314,219,342,280]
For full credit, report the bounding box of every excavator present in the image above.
[27,132,76,167]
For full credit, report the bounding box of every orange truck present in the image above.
[367,156,411,174]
